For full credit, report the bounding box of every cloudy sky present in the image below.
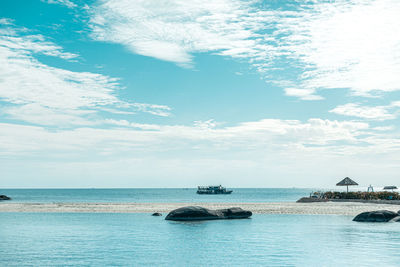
[1,0,399,188]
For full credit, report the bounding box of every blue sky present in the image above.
[1,0,399,188]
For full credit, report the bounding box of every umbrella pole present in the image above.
[347,185,348,193]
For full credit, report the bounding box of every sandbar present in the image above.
[0,202,399,215]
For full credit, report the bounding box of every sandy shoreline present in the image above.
[1,202,399,215]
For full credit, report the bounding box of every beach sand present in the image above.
[0,202,399,215]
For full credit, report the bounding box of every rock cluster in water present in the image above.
[0,195,11,201]
[152,212,162,216]
[165,206,252,221]
[353,210,400,222]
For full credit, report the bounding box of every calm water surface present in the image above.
[1,189,398,266]
[0,188,315,203]
[1,213,399,266]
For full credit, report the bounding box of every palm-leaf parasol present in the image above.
[336,177,358,193]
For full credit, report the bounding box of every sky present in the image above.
[0,0,399,188]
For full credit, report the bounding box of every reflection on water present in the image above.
[1,213,399,266]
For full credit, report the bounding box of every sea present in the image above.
[1,188,400,266]
[0,188,313,203]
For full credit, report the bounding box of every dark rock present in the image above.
[0,195,11,200]
[220,207,252,219]
[353,210,399,222]
[165,206,252,221]
[296,197,328,203]
[152,212,162,216]
[389,216,400,222]
[166,206,218,221]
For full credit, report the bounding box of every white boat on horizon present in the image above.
[196,185,233,194]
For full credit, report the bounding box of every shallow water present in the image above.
[1,213,399,266]
[0,188,314,203]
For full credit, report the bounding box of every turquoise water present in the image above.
[1,189,399,266]
[0,188,313,203]
[1,213,400,266]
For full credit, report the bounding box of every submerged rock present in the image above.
[353,210,399,222]
[0,195,11,201]
[152,212,162,216]
[165,206,252,221]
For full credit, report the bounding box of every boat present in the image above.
[196,185,233,194]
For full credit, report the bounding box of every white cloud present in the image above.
[193,119,218,129]
[0,33,78,60]
[0,118,372,157]
[0,22,171,126]
[284,88,323,101]
[89,0,273,67]
[41,0,77,9]
[2,104,97,126]
[3,116,399,187]
[373,126,394,131]
[277,0,400,98]
[0,18,14,25]
[391,101,400,107]
[88,0,400,98]
[131,103,171,117]
[330,102,400,120]
[104,119,162,130]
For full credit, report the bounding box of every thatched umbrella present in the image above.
[336,177,358,193]
[383,186,397,192]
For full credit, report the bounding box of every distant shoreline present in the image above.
[297,197,400,205]
[0,202,399,215]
